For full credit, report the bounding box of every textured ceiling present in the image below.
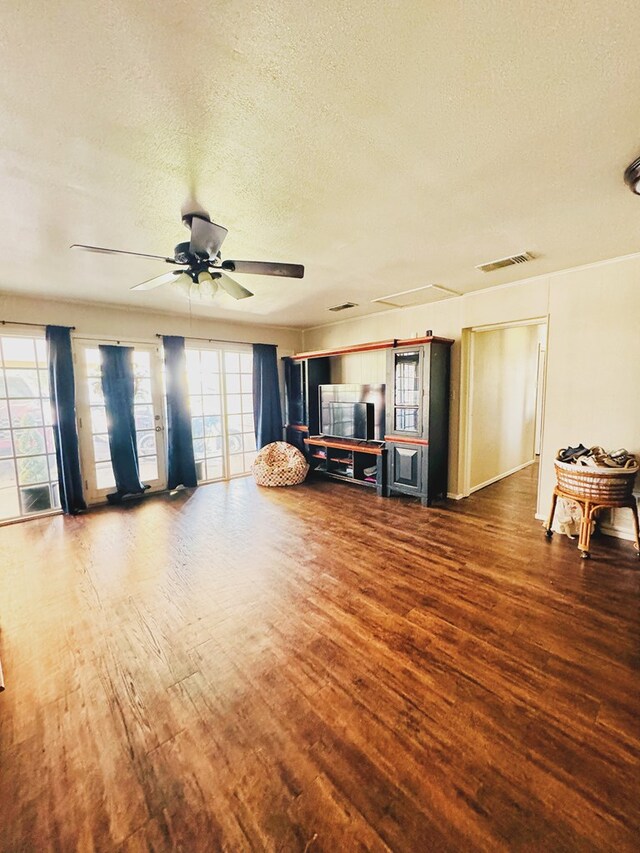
[1,1,640,328]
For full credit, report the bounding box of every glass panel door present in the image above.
[0,331,60,521]
[393,349,421,433]
[76,341,166,503]
[185,344,257,482]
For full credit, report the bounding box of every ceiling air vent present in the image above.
[476,251,535,273]
[328,302,358,312]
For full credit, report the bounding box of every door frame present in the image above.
[458,317,549,499]
[74,337,167,504]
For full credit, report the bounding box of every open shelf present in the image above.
[304,435,386,493]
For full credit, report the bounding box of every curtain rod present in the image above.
[155,333,273,346]
[1,320,76,330]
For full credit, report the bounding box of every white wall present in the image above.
[0,292,302,355]
[303,251,640,540]
[469,323,542,491]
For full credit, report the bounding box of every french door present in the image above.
[185,344,257,482]
[75,340,167,504]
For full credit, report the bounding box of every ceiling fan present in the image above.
[70,207,304,301]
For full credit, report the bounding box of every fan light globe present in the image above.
[197,271,218,300]
[173,272,193,298]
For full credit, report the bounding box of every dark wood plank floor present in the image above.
[1,466,639,852]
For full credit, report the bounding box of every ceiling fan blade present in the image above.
[217,272,254,300]
[130,270,184,291]
[189,217,228,258]
[70,244,176,263]
[220,260,304,278]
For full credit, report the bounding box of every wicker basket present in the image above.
[554,458,638,502]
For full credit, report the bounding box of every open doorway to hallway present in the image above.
[463,319,547,507]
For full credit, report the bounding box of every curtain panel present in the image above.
[163,335,197,489]
[46,325,86,514]
[99,345,147,500]
[252,344,283,448]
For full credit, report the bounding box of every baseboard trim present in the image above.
[469,459,535,495]
[447,493,464,500]
[534,512,637,542]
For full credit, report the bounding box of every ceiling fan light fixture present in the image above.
[197,270,218,300]
[172,272,194,298]
[623,156,640,194]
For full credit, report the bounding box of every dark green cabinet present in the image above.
[385,341,451,505]
[283,356,331,457]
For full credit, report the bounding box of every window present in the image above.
[186,346,256,482]
[0,333,60,521]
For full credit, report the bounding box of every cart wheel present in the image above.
[545,529,553,539]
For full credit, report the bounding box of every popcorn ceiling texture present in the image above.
[1,1,640,328]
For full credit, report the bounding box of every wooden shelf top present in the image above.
[289,335,454,361]
[304,436,384,456]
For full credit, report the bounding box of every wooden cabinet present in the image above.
[385,341,451,505]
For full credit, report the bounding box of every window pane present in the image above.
[193,438,205,461]
[35,339,47,366]
[242,414,254,432]
[0,460,19,520]
[227,394,242,415]
[240,353,252,373]
[0,400,9,428]
[43,401,53,426]
[241,373,253,394]
[48,453,58,481]
[202,372,220,395]
[13,428,46,456]
[85,349,102,378]
[194,459,206,481]
[205,436,223,456]
[91,406,108,433]
[202,395,220,415]
[134,378,152,404]
[17,455,49,485]
[133,351,151,378]
[93,434,111,463]
[227,414,242,433]
[186,351,202,394]
[206,458,224,481]
[224,352,240,373]
[2,337,36,365]
[0,374,5,397]
[39,370,50,397]
[5,369,40,397]
[44,426,55,454]
[88,377,104,405]
[51,482,61,509]
[229,454,244,476]
[244,451,257,468]
[241,394,253,413]
[136,430,156,457]
[0,431,13,457]
[228,430,243,455]
[201,351,219,373]
[243,433,257,452]
[134,405,154,431]
[203,415,221,437]
[191,417,204,438]
[96,462,115,490]
[9,398,43,428]
[225,374,241,394]
[139,456,158,482]
[189,395,203,417]
[21,484,52,514]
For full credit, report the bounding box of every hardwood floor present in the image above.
[1,466,639,852]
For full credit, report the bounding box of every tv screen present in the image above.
[322,401,373,440]
[319,384,385,440]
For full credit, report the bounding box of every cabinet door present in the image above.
[284,359,306,425]
[387,348,423,436]
[389,442,424,493]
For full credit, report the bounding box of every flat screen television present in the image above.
[322,401,373,440]
[319,383,385,440]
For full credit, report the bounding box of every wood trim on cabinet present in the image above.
[384,435,429,446]
[287,424,309,432]
[290,335,454,361]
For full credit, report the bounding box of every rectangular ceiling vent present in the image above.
[328,302,358,312]
[476,251,535,273]
[371,284,460,309]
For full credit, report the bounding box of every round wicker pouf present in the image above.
[252,441,309,487]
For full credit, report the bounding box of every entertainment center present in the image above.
[283,334,453,505]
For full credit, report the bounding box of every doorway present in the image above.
[463,319,547,498]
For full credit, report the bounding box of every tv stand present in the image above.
[304,436,387,496]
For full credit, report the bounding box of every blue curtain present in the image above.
[46,325,86,514]
[163,336,197,489]
[99,345,147,499]
[253,344,283,448]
